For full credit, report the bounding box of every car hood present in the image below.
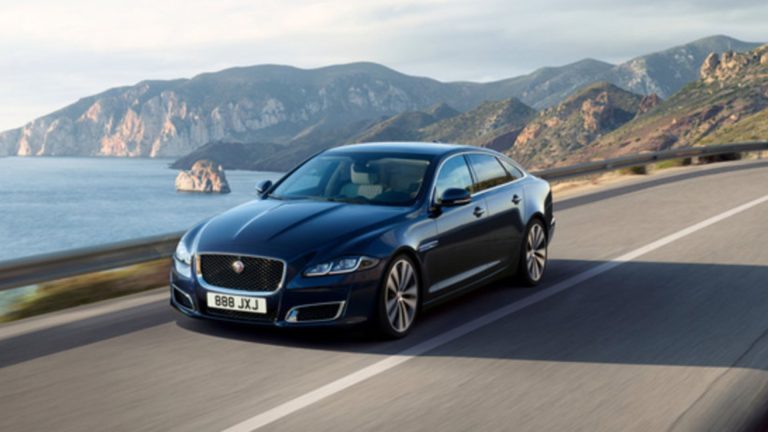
[194,198,412,259]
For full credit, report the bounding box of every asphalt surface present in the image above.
[2,159,768,432]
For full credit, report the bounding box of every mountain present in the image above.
[479,59,615,109]
[596,35,763,99]
[418,98,537,146]
[173,98,537,171]
[472,36,760,110]
[353,103,460,143]
[563,44,768,164]
[1,35,762,162]
[0,63,499,158]
[507,82,648,168]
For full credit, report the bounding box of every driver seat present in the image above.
[340,167,383,199]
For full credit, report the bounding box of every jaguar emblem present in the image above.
[231,259,245,274]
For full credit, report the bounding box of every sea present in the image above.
[0,156,281,314]
[0,156,281,262]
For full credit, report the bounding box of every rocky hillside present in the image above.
[173,98,536,171]
[479,59,614,109]
[597,35,761,99]
[564,44,768,164]
[507,83,649,168]
[2,35,761,161]
[484,35,760,109]
[353,103,460,143]
[422,98,537,145]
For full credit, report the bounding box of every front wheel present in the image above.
[518,219,548,286]
[374,255,420,338]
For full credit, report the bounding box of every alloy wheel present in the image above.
[526,223,547,282]
[384,258,419,333]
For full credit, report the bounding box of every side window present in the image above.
[499,158,524,180]
[434,156,473,201]
[467,154,511,192]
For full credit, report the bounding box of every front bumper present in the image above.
[169,261,382,328]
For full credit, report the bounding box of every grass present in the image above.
[0,259,170,322]
[653,158,693,170]
[619,165,648,175]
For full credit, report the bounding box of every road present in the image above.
[2,159,768,431]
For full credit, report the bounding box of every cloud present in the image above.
[0,0,766,131]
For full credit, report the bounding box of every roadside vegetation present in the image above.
[0,259,169,322]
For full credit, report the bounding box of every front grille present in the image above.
[199,254,284,292]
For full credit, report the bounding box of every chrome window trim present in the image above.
[284,301,347,323]
[195,252,288,296]
[429,151,528,206]
[497,154,528,180]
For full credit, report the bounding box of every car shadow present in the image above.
[175,258,768,371]
[2,258,767,372]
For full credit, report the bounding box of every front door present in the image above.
[423,155,491,298]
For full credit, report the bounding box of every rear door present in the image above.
[423,155,489,298]
[466,153,526,270]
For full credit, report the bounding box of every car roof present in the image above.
[326,142,487,157]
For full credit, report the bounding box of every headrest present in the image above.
[351,162,377,184]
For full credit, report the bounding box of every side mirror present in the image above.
[438,188,471,207]
[255,179,273,196]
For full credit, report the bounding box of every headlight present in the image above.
[303,256,379,277]
[174,241,193,278]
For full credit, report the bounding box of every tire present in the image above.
[517,219,548,286]
[374,254,420,338]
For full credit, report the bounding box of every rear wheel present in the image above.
[518,219,548,286]
[375,255,420,338]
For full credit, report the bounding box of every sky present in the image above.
[0,0,766,132]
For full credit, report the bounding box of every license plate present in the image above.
[206,293,267,314]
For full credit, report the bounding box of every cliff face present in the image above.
[0,63,502,158]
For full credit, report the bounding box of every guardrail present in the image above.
[532,141,768,181]
[0,141,766,292]
[0,231,183,291]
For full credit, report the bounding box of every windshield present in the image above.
[270,152,432,206]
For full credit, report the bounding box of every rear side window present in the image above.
[434,156,473,200]
[467,154,511,192]
[499,158,524,180]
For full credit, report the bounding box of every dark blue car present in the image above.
[171,142,555,337]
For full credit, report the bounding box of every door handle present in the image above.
[473,207,485,218]
[512,194,522,205]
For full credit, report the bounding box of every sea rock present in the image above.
[175,160,231,193]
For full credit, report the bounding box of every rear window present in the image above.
[499,158,524,180]
[467,154,511,192]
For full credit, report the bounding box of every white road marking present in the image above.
[222,192,768,432]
